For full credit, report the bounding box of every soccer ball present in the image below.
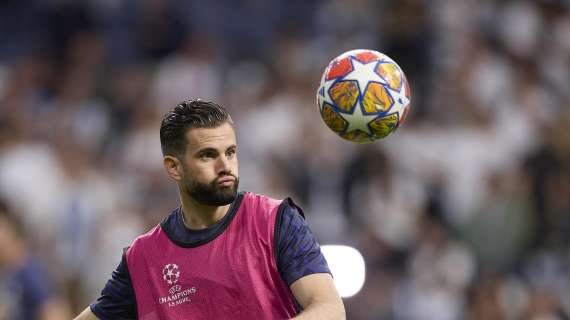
[316,49,411,143]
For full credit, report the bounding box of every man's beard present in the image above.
[184,174,239,206]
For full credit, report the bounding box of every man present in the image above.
[74,99,345,319]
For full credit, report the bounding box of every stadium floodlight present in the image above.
[320,245,366,298]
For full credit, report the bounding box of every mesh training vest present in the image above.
[125,192,297,320]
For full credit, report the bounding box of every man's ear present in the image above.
[164,155,182,181]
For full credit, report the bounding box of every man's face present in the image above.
[179,122,239,206]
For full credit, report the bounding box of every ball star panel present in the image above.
[330,81,359,113]
[321,103,349,133]
[362,82,393,113]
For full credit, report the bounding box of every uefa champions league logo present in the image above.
[162,263,181,285]
[159,263,196,307]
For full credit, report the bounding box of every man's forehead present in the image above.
[185,123,236,150]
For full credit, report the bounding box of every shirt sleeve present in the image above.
[90,250,137,320]
[275,199,331,286]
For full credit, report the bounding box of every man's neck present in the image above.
[179,194,231,230]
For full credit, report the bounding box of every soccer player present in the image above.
[74,99,345,319]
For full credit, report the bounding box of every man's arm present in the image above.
[290,273,345,320]
[73,307,99,320]
[274,199,345,320]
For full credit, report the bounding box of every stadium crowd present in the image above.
[0,0,569,319]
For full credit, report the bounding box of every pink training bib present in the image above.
[126,192,297,320]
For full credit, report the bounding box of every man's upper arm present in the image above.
[290,273,339,306]
[290,273,345,319]
[275,199,331,286]
[275,199,344,318]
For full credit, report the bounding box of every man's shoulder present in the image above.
[126,225,162,256]
[240,192,285,214]
[134,224,163,243]
[242,191,289,207]
[241,192,305,221]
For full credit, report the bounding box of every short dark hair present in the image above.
[160,99,233,157]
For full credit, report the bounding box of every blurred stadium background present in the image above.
[1,0,569,319]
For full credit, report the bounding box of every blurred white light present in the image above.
[321,245,366,298]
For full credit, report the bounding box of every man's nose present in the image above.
[217,156,232,173]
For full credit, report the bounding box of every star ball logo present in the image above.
[162,263,180,285]
[159,263,197,308]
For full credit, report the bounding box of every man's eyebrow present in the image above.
[195,147,218,155]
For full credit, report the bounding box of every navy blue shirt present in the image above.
[90,193,330,319]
